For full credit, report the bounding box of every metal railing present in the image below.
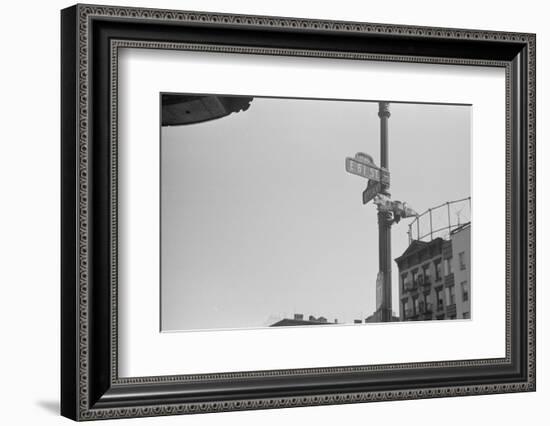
[407,197,471,244]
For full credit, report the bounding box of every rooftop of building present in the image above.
[394,237,445,264]
[270,314,336,327]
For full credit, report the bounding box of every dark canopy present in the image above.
[161,94,254,126]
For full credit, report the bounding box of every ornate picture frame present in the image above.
[61,4,535,421]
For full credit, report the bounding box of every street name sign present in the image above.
[345,157,390,185]
[346,157,380,180]
[363,180,382,204]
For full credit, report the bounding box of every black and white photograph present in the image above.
[160,94,472,332]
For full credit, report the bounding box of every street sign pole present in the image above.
[345,102,417,323]
[377,101,393,322]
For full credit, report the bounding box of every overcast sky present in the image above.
[160,96,471,331]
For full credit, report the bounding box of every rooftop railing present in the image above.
[407,197,471,244]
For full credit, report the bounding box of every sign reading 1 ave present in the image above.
[345,157,390,185]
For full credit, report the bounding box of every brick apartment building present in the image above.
[395,222,470,321]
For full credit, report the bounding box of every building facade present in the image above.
[450,223,471,319]
[395,222,470,321]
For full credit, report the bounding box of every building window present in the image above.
[419,294,430,314]
[451,286,456,304]
[444,258,453,276]
[423,293,431,307]
[401,300,407,318]
[422,264,431,284]
[434,260,442,281]
[411,269,418,287]
[446,285,456,305]
[459,251,466,270]
[436,288,444,311]
[401,273,408,292]
[413,297,420,315]
[461,281,469,302]
[403,299,413,319]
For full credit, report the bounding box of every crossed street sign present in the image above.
[345,157,390,185]
[345,152,390,204]
[363,180,382,205]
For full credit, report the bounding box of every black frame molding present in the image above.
[61,4,536,421]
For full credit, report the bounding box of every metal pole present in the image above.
[377,101,392,322]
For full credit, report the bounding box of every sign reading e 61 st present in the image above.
[345,157,390,185]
